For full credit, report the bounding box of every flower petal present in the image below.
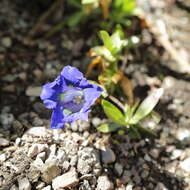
[82,87,102,112]
[51,105,64,129]
[63,111,90,123]
[44,99,57,109]
[61,66,83,84]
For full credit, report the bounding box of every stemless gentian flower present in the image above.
[40,66,103,129]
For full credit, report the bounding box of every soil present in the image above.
[0,0,190,190]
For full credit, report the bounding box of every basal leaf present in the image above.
[101,99,126,126]
[97,123,121,133]
[130,88,163,124]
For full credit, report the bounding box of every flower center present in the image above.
[59,89,85,114]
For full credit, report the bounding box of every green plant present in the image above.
[98,88,163,137]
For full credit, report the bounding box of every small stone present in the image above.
[71,121,78,131]
[101,148,116,164]
[0,138,9,146]
[42,186,51,190]
[92,117,101,127]
[0,113,14,128]
[10,184,19,190]
[15,138,21,146]
[96,175,114,190]
[77,147,101,175]
[18,177,31,190]
[171,149,182,160]
[176,128,190,141]
[144,154,151,162]
[41,161,61,184]
[180,157,190,172]
[23,127,52,138]
[26,86,42,97]
[27,144,49,158]
[141,170,149,178]
[52,168,79,190]
[1,37,12,48]
[36,182,45,189]
[126,184,133,190]
[77,120,90,132]
[114,163,123,176]
[155,182,168,190]
[0,153,7,162]
[37,152,46,161]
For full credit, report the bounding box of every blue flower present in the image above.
[40,66,103,129]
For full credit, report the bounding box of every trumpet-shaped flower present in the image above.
[40,66,102,128]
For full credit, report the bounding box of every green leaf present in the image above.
[99,31,113,52]
[130,88,164,124]
[129,126,141,139]
[135,125,157,137]
[97,123,121,133]
[67,11,84,28]
[101,100,126,126]
[92,46,116,62]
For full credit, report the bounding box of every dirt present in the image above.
[0,0,190,190]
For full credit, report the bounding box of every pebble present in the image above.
[10,184,19,190]
[96,175,114,190]
[18,177,31,190]
[101,148,116,164]
[27,144,49,158]
[78,120,90,132]
[52,168,79,190]
[114,163,123,176]
[41,161,61,184]
[155,182,168,190]
[1,37,12,48]
[77,147,100,175]
[42,186,51,190]
[23,127,52,138]
[92,117,101,127]
[180,157,190,172]
[126,184,133,190]
[171,149,182,160]
[0,113,14,128]
[26,86,42,97]
[0,153,7,162]
[0,138,9,146]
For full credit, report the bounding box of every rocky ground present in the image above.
[1,0,190,190]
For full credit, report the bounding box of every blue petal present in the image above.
[61,66,83,85]
[44,99,57,109]
[51,105,64,129]
[63,111,90,123]
[82,87,102,112]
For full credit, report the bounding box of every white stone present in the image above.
[171,149,182,160]
[42,186,51,190]
[10,184,19,190]
[0,138,9,146]
[180,157,190,173]
[96,175,114,190]
[18,178,31,190]
[52,168,79,190]
[27,144,49,158]
[0,153,7,162]
[23,127,52,139]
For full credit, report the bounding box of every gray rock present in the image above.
[101,148,116,164]
[0,153,7,162]
[0,113,14,128]
[1,37,12,48]
[96,175,114,190]
[52,168,79,190]
[0,138,9,147]
[18,177,31,190]
[41,161,61,184]
[26,86,42,97]
[114,163,123,176]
